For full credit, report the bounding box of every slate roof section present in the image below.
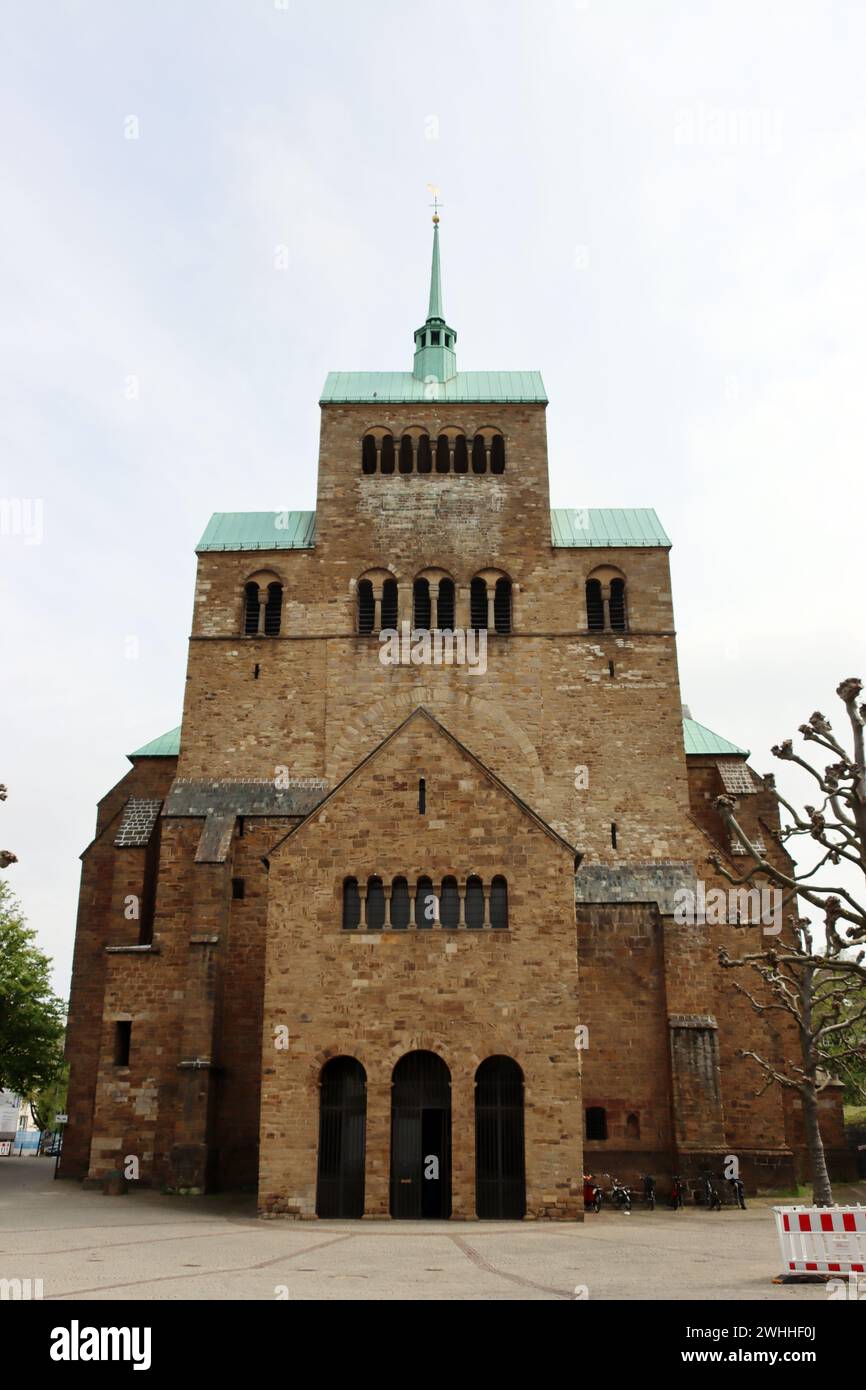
[195,814,237,864]
[114,798,162,847]
[164,778,328,819]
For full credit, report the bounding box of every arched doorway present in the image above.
[475,1056,526,1219]
[390,1051,452,1219]
[316,1057,367,1218]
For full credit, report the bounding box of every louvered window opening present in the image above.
[341,875,510,929]
[362,433,506,475]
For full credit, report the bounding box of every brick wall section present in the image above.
[60,755,176,1180]
[259,711,583,1219]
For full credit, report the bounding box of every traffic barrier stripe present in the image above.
[775,1205,866,1275]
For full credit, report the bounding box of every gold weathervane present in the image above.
[427,183,442,224]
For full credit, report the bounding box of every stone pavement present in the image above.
[2,1158,863,1301]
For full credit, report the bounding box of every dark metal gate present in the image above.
[475,1056,526,1219]
[390,1051,452,1219]
[316,1057,367,1218]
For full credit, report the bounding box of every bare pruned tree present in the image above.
[709,677,866,1205]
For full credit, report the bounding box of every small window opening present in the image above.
[435,435,450,473]
[357,579,375,635]
[238,816,245,838]
[418,777,426,815]
[254,663,260,680]
[608,660,614,679]
[453,435,468,473]
[381,578,398,630]
[431,330,441,345]
[625,1112,640,1139]
[232,877,245,900]
[611,822,618,850]
[114,1021,132,1067]
[413,577,431,629]
[586,1106,607,1141]
[586,579,604,631]
[470,577,488,631]
[437,577,455,630]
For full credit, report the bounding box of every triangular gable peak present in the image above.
[265,706,580,864]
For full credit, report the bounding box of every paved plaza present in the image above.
[3,1159,864,1301]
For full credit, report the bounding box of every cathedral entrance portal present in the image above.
[390,1051,452,1219]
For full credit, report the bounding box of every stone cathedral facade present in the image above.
[61,218,848,1218]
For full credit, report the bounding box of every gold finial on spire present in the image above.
[427,182,442,224]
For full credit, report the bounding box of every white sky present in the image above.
[2,0,865,994]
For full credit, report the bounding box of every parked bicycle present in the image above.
[669,1174,685,1210]
[642,1173,656,1210]
[727,1175,747,1210]
[702,1173,722,1211]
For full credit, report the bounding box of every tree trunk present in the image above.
[802,1088,833,1206]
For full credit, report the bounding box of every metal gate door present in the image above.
[475,1056,526,1219]
[390,1051,451,1219]
[316,1057,367,1218]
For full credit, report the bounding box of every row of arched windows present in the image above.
[238,573,626,639]
[343,875,509,930]
[362,433,506,475]
[357,575,512,634]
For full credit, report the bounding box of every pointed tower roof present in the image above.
[413,212,457,384]
[427,219,444,319]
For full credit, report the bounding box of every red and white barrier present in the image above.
[774,1205,866,1274]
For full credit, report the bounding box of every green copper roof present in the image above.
[551,508,671,548]
[129,726,181,759]
[683,717,748,757]
[197,511,316,552]
[320,371,547,403]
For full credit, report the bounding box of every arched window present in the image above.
[586,578,604,631]
[380,435,395,474]
[453,435,468,473]
[316,1057,366,1218]
[381,578,398,630]
[357,580,374,635]
[413,577,431,629]
[361,436,377,474]
[625,1112,640,1139]
[342,877,361,930]
[416,876,435,928]
[391,876,409,930]
[399,435,414,474]
[465,876,484,929]
[435,435,450,473]
[243,582,260,635]
[440,876,459,928]
[264,582,282,636]
[494,578,512,634]
[437,578,455,630]
[490,876,508,929]
[610,578,627,631]
[470,577,488,631]
[366,876,385,930]
[494,872,508,928]
[491,435,505,474]
[475,1057,525,1219]
[585,1106,607,1141]
[417,435,432,473]
[471,436,486,473]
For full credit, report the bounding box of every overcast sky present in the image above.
[2,0,865,994]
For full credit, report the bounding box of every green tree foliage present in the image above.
[0,880,66,1094]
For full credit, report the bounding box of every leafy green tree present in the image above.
[0,880,66,1094]
[28,1062,69,1133]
